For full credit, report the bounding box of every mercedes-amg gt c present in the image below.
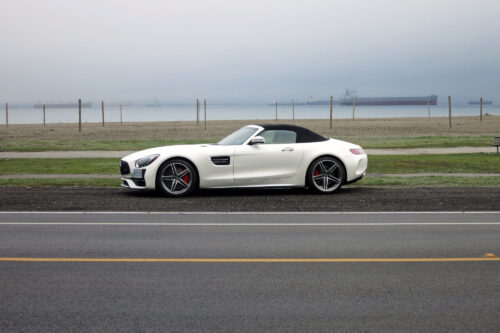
[120,124,367,196]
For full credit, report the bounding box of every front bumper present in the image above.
[121,177,147,189]
[120,160,147,189]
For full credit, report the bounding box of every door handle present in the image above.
[281,147,294,152]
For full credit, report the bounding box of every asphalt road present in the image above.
[1,212,499,332]
[1,186,500,211]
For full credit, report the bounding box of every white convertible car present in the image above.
[120,124,367,196]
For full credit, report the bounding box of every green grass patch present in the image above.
[0,139,213,152]
[0,136,494,152]
[345,136,493,149]
[356,176,500,187]
[368,153,500,173]
[0,158,119,174]
[1,153,499,175]
[0,178,120,187]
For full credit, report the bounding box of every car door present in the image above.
[233,129,304,181]
[195,144,236,188]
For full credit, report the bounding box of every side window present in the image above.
[259,130,297,144]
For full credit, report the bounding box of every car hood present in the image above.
[121,144,216,162]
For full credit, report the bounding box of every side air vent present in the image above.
[211,156,230,166]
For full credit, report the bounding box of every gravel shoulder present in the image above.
[1,186,498,211]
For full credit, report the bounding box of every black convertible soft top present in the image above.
[257,124,328,143]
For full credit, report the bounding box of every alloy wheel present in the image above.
[311,158,343,192]
[160,162,193,195]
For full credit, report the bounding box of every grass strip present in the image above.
[0,139,213,152]
[350,136,493,149]
[0,158,119,174]
[0,136,494,152]
[0,178,120,187]
[1,176,499,188]
[1,153,499,176]
[368,153,500,173]
[356,176,500,187]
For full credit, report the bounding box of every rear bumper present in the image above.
[345,172,365,185]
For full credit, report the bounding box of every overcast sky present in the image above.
[1,0,499,104]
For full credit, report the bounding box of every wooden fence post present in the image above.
[120,104,123,125]
[5,103,8,127]
[352,97,356,120]
[448,96,452,129]
[204,99,207,131]
[101,101,105,127]
[427,99,430,120]
[78,99,82,132]
[196,99,199,125]
[480,97,483,122]
[329,96,333,129]
[43,104,46,126]
[292,100,295,122]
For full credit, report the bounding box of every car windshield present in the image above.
[218,127,259,145]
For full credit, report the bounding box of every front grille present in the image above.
[120,160,130,175]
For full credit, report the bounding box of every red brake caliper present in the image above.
[313,170,320,177]
[183,170,190,184]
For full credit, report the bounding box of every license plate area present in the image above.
[133,169,144,179]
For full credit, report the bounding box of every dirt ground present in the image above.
[0,116,499,141]
[1,186,499,211]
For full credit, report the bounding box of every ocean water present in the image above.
[2,104,499,125]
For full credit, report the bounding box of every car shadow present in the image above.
[121,185,364,198]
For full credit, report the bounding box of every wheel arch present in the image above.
[304,154,347,186]
[156,156,201,189]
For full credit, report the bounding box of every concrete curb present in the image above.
[0,147,497,158]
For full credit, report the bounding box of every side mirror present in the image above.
[250,136,265,145]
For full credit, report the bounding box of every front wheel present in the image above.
[307,157,345,194]
[156,159,198,197]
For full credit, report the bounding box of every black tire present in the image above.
[306,156,345,194]
[156,158,198,197]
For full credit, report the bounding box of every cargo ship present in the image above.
[468,99,493,105]
[269,90,438,106]
[34,102,93,108]
[338,90,437,106]
[306,90,438,106]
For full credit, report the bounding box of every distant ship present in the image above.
[305,97,338,105]
[268,101,306,106]
[270,90,438,106]
[337,90,437,106]
[468,99,493,105]
[304,90,437,106]
[34,102,93,108]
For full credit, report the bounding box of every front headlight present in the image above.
[135,154,160,168]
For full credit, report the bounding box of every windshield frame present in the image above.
[217,126,261,145]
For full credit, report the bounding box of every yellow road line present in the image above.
[0,258,499,262]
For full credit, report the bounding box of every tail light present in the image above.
[349,148,365,155]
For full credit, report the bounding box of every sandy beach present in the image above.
[0,116,499,141]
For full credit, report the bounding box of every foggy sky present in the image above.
[1,0,499,104]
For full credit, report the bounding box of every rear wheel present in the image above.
[156,159,197,197]
[307,156,345,194]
